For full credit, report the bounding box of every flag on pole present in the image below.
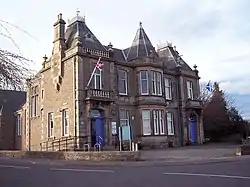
[86,57,103,89]
[95,59,104,71]
[206,80,213,92]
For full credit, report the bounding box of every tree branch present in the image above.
[0,19,35,90]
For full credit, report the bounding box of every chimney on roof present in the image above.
[167,41,172,47]
[53,13,66,53]
[108,42,114,58]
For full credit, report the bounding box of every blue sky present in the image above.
[0,0,249,119]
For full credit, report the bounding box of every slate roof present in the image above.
[103,46,126,62]
[0,90,26,115]
[124,22,156,61]
[63,15,192,69]
[167,46,192,70]
[65,15,107,51]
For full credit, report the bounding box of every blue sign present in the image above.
[118,125,132,141]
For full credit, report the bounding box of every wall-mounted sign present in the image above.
[111,122,117,135]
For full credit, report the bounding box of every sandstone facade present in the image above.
[18,13,204,151]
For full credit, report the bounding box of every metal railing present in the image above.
[40,136,88,151]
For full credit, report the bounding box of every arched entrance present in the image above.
[90,109,105,147]
[189,112,197,144]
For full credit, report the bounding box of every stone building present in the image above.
[19,13,204,151]
[0,90,26,150]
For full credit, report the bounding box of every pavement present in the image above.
[140,144,238,161]
[1,155,250,187]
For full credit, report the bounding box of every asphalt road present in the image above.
[0,157,250,187]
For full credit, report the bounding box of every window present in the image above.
[156,72,162,95]
[17,114,21,136]
[150,71,156,95]
[118,70,128,95]
[141,110,151,135]
[120,109,130,126]
[62,109,69,136]
[140,71,149,95]
[166,112,174,135]
[150,71,162,95]
[41,89,44,99]
[93,68,102,89]
[153,110,165,135]
[31,86,39,117]
[48,112,54,137]
[187,81,194,99]
[165,78,172,100]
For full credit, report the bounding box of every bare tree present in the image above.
[0,19,34,90]
[198,82,213,108]
[199,82,237,110]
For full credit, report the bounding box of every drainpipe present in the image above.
[176,65,184,146]
[73,57,77,148]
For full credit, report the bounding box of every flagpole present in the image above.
[86,57,101,89]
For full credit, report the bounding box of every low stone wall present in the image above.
[237,144,250,156]
[0,150,141,161]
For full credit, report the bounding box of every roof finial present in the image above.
[139,21,142,28]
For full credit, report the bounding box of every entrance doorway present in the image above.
[189,112,197,143]
[90,109,105,147]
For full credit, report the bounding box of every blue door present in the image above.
[95,117,105,147]
[190,119,197,143]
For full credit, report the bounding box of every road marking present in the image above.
[50,168,115,173]
[0,164,30,169]
[163,172,250,180]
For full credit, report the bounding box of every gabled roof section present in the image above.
[167,46,192,70]
[65,15,107,51]
[125,22,156,61]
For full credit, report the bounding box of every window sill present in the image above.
[165,98,173,101]
[118,93,128,96]
[141,134,167,137]
[167,133,175,136]
[30,116,40,120]
[48,136,55,140]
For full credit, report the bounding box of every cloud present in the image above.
[0,0,249,115]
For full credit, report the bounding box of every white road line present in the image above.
[50,168,115,173]
[0,164,30,169]
[163,172,250,180]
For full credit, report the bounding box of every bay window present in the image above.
[140,71,149,95]
[141,109,165,136]
[141,110,151,135]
